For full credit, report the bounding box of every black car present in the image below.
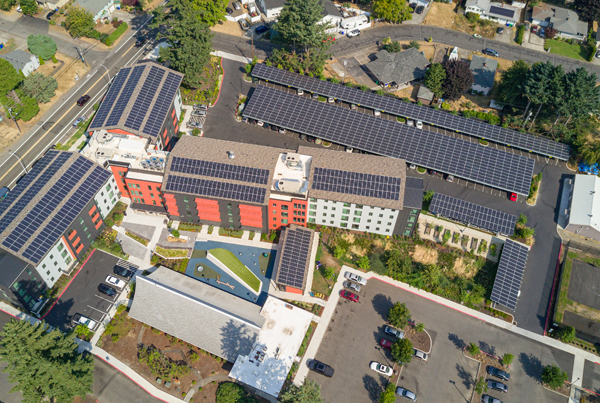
[113,265,135,279]
[496,27,504,34]
[46,10,56,20]
[415,5,424,14]
[486,365,510,381]
[225,7,233,14]
[255,25,269,35]
[98,283,117,297]
[308,360,334,377]
[76,95,90,106]
[135,37,147,47]
[270,125,279,131]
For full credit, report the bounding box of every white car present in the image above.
[406,119,414,126]
[413,348,428,361]
[409,164,416,169]
[297,89,304,95]
[105,275,126,289]
[328,97,335,103]
[77,315,97,330]
[257,121,264,127]
[343,281,361,292]
[346,147,354,153]
[374,110,381,116]
[370,361,393,376]
[344,271,367,285]
[416,121,423,129]
[347,29,360,37]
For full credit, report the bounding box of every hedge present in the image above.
[103,22,128,46]
[516,25,525,45]
[588,45,597,62]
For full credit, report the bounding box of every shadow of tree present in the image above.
[478,341,496,356]
[371,293,393,321]
[448,333,465,350]
[456,363,474,390]
[519,352,542,381]
[362,374,383,403]
[220,319,259,362]
[41,297,76,333]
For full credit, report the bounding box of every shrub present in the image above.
[391,338,413,364]
[388,302,411,329]
[467,342,480,355]
[475,376,488,394]
[103,22,128,46]
[516,25,525,45]
[415,323,425,333]
[51,54,58,63]
[556,326,576,343]
[466,12,480,23]
[408,40,420,50]
[333,245,345,258]
[501,353,514,366]
[171,229,180,238]
[384,40,402,53]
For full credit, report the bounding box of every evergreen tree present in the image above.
[19,0,37,15]
[391,338,413,364]
[387,302,411,329]
[0,0,17,11]
[27,35,57,60]
[379,383,396,403]
[557,68,600,124]
[279,379,324,403]
[574,0,600,22]
[441,60,474,100]
[542,364,568,390]
[496,59,530,106]
[274,0,332,52]
[424,63,446,98]
[0,319,94,403]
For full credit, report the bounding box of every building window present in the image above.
[150,193,154,198]
[340,223,348,228]
[408,216,416,223]
[344,203,351,207]
[354,211,362,216]
[330,220,334,224]
[272,210,277,214]
[50,254,53,259]
[352,224,359,229]
[310,204,316,210]
[386,229,390,233]
[282,219,288,224]
[293,203,298,209]
[342,209,350,214]
[156,187,161,192]
[379,214,384,218]
[281,205,288,210]
[57,244,63,252]
[46,271,50,275]
[26,269,32,276]
[356,204,363,209]
[331,207,336,211]
[387,222,392,226]
[301,204,306,209]
[148,185,152,190]
[42,264,46,269]
[228,217,233,222]
[368,212,373,216]
[321,220,326,224]
[273,217,276,221]
[323,206,327,210]
[183,196,189,202]
[341,216,348,221]
[353,217,360,223]
[87,233,91,239]
[376,228,380,231]
[309,211,316,216]
[310,198,316,202]
[411,209,419,215]
[323,213,327,217]
[51,277,54,282]
[79,218,84,225]
[377,221,382,224]
[282,212,288,217]
[366,226,370,230]
[61,250,68,259]
[308,218,315,223]
[389,215,394,219]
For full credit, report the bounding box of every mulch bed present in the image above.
[464,349,506,403]
[403,324,431,353]
[542,382,570,397]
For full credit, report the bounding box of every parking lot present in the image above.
[308,279,572,402]
[43,250,137,332]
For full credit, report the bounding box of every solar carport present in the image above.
[490,239,530,310]
[251,63,570,161]
[243,85,535,196]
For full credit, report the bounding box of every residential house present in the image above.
[0,50,39,77]
[257,0,341,32]
[465,0,522,26]
[365,48,430,88]
[470,55,498,95]
[73,0,115,23]
[531,4,587,40]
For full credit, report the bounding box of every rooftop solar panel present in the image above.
[429,193,517,236]
[251,64,569,160]
[489,5,514,17]
[312,167,402,201]
[170,156,270,185]
[243,85,535,196]
[277,227,312,289]
[89,67,131,130]
[125,66,165,131]
[105,65,145,127]
[165,175,266,204]
[143,72,183,137]
[490,239,529,310]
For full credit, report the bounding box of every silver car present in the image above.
[384,325,405,339]
[413,348,428,361]
[343,281,361,292]
[481,395,503,403]
[396,387,417,401]
[344,271,367,285]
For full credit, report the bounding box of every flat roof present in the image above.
[569,175,600,230]
[229,296,313,397]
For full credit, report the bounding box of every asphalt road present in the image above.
[0,14,154,190]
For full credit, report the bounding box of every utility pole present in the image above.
[1,102,21,133]
[9,150,27,175]
[75,46,87,67]
[251,33,254,61]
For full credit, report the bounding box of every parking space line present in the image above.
[87,304,111,315]
[95,294,117,304]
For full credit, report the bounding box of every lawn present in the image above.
[545,39,590,61]
[209,248,261,292]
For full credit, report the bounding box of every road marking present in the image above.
[95,293,117,304]
[87,305,111,315]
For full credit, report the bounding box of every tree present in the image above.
[496,59,530,105]
[441,60,474,100]
[152,0,213,89]
[467,342,480,355]
[388,302,411,329]
[502,353,514,366]
[333,245,345,258]
[279,379,324,403]
[415,323,425,333]
[517,213,527,226]
[22,73,58,103]
[385,249,413,280]
[580,140,600,164]
[27,35,57,60]
[384,40,402,53]
[408,40,420,50]
[522,61,554,125]
[19,0,37,15]
[391,338,413,363]
[424,63,446,98]
[357,255,370,270]
[0,58,21,95]
[274,0,332,52]
[190,0,227,26]
[0,319,94,403]
[556,326,576,343]
[545,26,558,39]
[542,364,568,390]
[474,376,488,394]
[373,0,412,23]
[322,266,334,280]
[216,382,257,403]
[0,0,16,11]
[379,383,396,403]
[65,6,95,38]
[557,68,600,124]
[573,0,600,22]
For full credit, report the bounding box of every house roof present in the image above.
[73,0,112,18]
[465,0,490,11]
[128,267,265,362]
[568,175,600,231]
[532,4,587,35]
[262,0,285,9]
[263,0,339,18]
[365,48,430,85]
[0,252,30,288]
[0,50,34,72]
[417,85,434,101]
[470,55,498,89]
[403,177,424,209]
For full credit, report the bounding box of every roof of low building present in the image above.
[73,0,112,18]
[0,252,30,288]
[365,48,430,85]
[0,50,34,71]
[128,267,265,362]
[465,0,489,10]
[403,177,424,209]
[274,225,317,291]
[417,85,434,101]
[263,0,339,18]
[532,4,587,35]
[470,55,498,89]
[568,175,600,231]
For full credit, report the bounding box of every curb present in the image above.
[211,57,225,107]
[423,328,433,354]
[526,177,540,207]
[541,382,570,398]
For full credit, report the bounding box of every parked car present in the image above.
[473,33,483,39]
[340,290,359,302]
[263,123,271,130]
[77,95,90,106]
[496,27,504,34]
[380,339,393,350]
[255,25,269,35]
[76,315,97,330]
[270,125,278,131]
[225,7,233,14]
[446,174,454,183]
[347,29,360,37]
[596,49,600,59]
[105,275,126,289]
[135,37,147,47]
[300,134,308,141]
[374,110,381,116]
[406,119,414,126]
[343,281,361,292]
[193,104,208,110]
[257,121,264,127]
[481,395,503,403]
[486,365,510,381]
[429,169,437,175]
[73,116,85,127]
[308,360,334,377]
[483,48,499,57]
[297,89,304,95]
[0,187,9,202]
[344,271,367,285]
[415,5,424,14]
[413,348,428,361]
[509,192,517,202]
[46,10,56,19]
[278,127,286,134]
[531,25,539,34]
[487,380,508,393]
[98,283,117,297]
[312,93,319,99]
[328,97,335,103]
[232,1,241,9]
[192,110,207,117]
[113,265,135,279]
[540,27,545,37]
[346,147,354,153]
[350,104,357,110]
[239,19,250,31]
[370,361,393,376]
[395,387,417,401]
[384,326,405,339]
[416,120,423,129]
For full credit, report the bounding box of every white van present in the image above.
[341,14,371,31]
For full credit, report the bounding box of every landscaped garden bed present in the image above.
[218,228,244,238]
[92,229,129,260]
[260,230,280,243]
[104,201,127,227]
[155,246,189,258]
[527,172,542,206]
[284,299,324,316]
[403,322,431,353]
[151,254,189,273]
[181,56,223,106]
[126,231,149,246]
[178,223,203,232]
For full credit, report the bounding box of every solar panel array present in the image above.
[489,5,514,17]
[251,63,570,160]
[23,165,110,263]
[105,65,145,127]
[0,152,70,236]
[143,72,183,137]
[429,193,517,236]
[490,239,529,310]
[244,85,534,195]
[2,156,94,258]
[125,66,165,131]
[170,157,270,185]
[277,227,313,289]
[89,67,131,130]
[165,175,266,204]
[312,167,402,201]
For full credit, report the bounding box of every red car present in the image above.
[509,193,517,202]
[340,290,359,302]
[380,339,393,350]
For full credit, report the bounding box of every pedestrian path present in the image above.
[210,50,250,64]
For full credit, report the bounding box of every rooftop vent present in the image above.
[228,151,235,159]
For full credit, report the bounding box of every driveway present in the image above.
[309,279,572,403]
[494,26,514,44]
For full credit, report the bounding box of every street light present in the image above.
[9,150,27,175]
[99,64,110,82]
